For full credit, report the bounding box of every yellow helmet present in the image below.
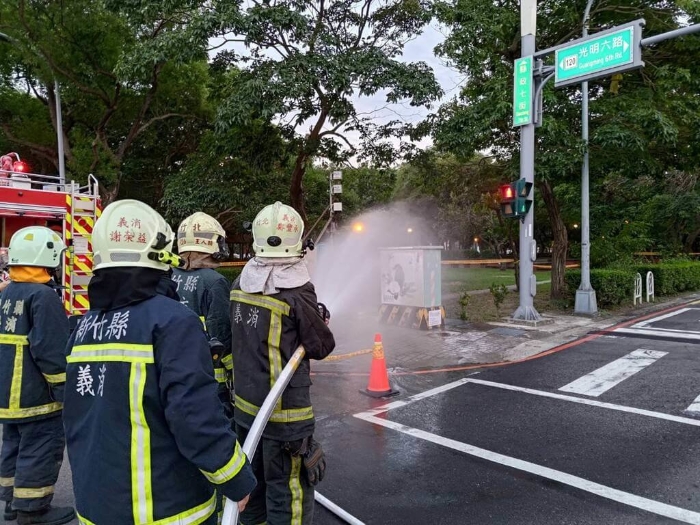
[252,202,304,258]
[92,199,173,271]
[8,227,65,268]
[177,212,229,260]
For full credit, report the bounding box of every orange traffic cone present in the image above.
[361,333,399,398]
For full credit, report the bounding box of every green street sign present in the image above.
[512,56,533,127]
[554,21,644,87]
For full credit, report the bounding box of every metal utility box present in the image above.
[379,247,444,330]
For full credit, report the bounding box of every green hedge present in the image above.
[566,261,700,307]
[216,267,243,283]
[565,269,635,307]
[632,262,700,295]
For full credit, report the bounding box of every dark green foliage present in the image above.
[489,282,508,316]
[565,269,636,307]
[632,262,700,295]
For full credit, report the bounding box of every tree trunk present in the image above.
[290,153,308,225]
[538,180,567,299]
[684,225,700,252]
[496,212,519,291]
[100,176,121,206]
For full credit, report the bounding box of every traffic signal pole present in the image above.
[513,0,542,322]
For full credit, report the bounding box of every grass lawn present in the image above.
[442,267,550,293]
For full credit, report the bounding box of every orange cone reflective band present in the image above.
[361,333,399,398]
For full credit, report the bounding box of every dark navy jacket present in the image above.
[0,282,68,424]
[230,281,335,442]
[64,294,255,525]
[172,268,232,384]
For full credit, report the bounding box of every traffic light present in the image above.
[513,178,533,216]
[500,179,533,219]
[500,184,516,218]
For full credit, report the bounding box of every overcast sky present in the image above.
[346,23,465,152]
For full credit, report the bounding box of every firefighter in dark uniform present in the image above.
[62,199,256,525]
[172,212,233,415]
[231,201,335,525]
[0,227,75,524]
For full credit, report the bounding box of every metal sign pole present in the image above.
[575,0,598,315]
[513,0,541,321]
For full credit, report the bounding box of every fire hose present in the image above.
[222,346,365,525]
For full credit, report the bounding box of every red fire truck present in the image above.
[0,152,101,316]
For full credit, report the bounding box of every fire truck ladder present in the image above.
[64,175,100,316]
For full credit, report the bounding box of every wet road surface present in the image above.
[312,300,700,524]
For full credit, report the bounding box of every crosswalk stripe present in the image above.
[559,349,667,397]
[685,394,700,415]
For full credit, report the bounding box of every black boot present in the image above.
[16,506,75,525]
[4,500,17,521]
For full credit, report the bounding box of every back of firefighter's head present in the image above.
[92,199,173,272]
[8,226,66,268]
[177,212,229,261]
[252,202,304,258]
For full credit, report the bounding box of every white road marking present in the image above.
[685,394,700,416]
[464,378,700,427]
[558,349,667,397]
[354,376,476,418]
[615,327,700,341]
[354,376,700,523]
[635,308,693,328]
[354,411,700,525]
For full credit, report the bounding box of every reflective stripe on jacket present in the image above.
[230,281,335,441]
[0,282,68,424]
[64,294,255,525]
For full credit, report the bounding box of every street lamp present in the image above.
[0,32,65,186]
[407,228,413,233]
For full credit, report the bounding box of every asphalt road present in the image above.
[12,300,700,525]
[312,300,700,524]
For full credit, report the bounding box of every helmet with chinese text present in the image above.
[177,212,229,260]
[8,226,66,268]
[252,202,304,258]
[92,199,173,271]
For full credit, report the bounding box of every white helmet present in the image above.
[252,202,304,258]
[177,212,229,260]
[92,199,173,271]
[8,226,65,268]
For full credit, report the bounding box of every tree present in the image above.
[0,0,211,202]
[433,0,700,298]
[212,0,443,222]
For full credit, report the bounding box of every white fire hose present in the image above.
[222,346,365,525]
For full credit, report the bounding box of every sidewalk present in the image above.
[314,292,700,374]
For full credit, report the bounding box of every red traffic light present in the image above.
[12,161,28,173]
[500,184,514,200]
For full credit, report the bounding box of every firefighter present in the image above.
[231,202,335,525]
[62,199,255,525]
[0,227,75,524]
[172,212,233,415]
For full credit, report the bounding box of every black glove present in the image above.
[208,337,225,362]
[317,303,331,323]
[302,437,326,486]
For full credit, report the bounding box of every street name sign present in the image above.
[513,55,533,127]
[555,20,644,87]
